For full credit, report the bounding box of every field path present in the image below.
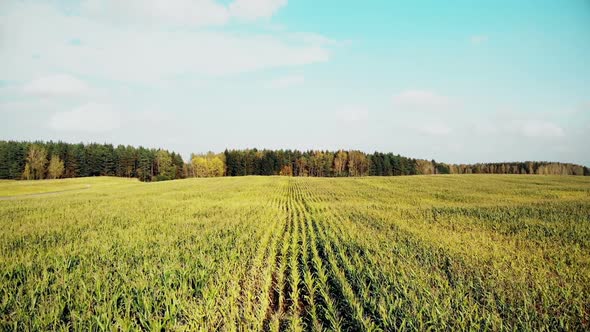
[0,185,91,200]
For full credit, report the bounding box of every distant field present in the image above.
[1,175,589,331]
[0,177,140,198]
[0,179,89,197]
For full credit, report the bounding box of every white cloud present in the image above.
[0,3,330,83]
[471,121,498,136]
[229,0,288,21]
[392,90,455,111]
[418,123,452,136]
[336,106,369,123]
[290,32,336,45]
[0,100,56,113]
[49,103,121,132]
[81,0,288,26]
[82,0,287,26]
[268,74,304,88]
[521,121,565,138]
[470,35,488,45]
[22,74,92,97]
[82,0,230,27]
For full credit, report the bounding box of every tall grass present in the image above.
[1,175,589,330]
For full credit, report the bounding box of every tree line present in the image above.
[1,141,588,181]
[223,149,418,177]
[0,141,185,182]
[223,149,589,177]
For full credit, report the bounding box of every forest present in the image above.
[0,140,588,181]
[0,141,185,182]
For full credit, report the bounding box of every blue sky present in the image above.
[1,0,589,165]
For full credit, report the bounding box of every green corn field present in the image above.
[1,175,589,331]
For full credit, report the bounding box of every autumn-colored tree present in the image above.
[295,157,308,176]
[309,151,332,177]
[348,150,369,176]
[192,156,208,177]
[333,150,348,176]
[2,140,589,181]
[182,163,191,178]
[191,153,225,177]
[47,155,65,179]
[415,159,435,175]
[22,163,33,180]
[279,165,293,176]
[209,156,225,177]
[26,145,48,179]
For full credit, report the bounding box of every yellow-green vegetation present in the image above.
[1,175,589,331]
[0,177,142,198]
[0,178,90,197]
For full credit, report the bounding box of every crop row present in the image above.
[1,175,589,330]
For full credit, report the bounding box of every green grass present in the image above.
[0,177,140,197]
[1,175,589,331]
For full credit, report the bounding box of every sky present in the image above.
[1,0,589,166]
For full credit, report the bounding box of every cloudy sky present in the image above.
[1,0,589,165]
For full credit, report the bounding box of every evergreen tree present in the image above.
[155,150,176,181]
[1,140,588,181]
